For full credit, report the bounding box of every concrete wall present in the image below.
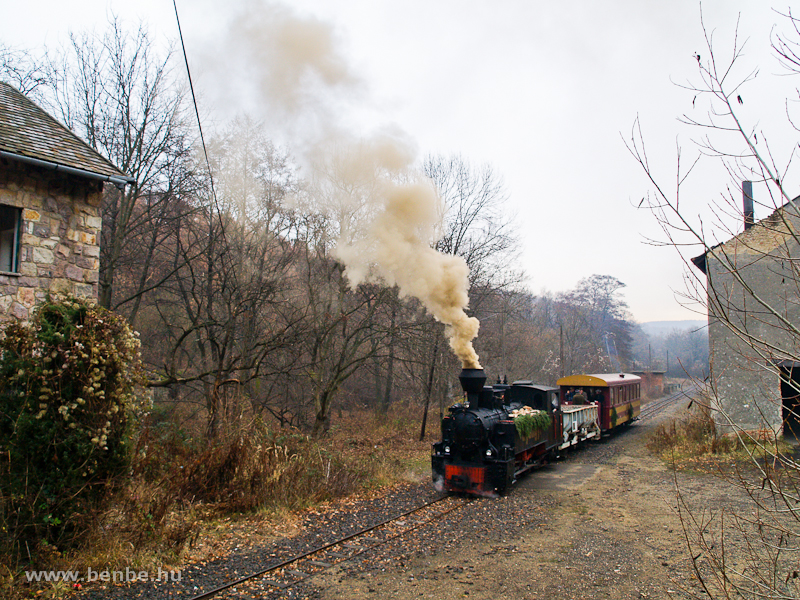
[0,159,103,320]
[705,208,800,434]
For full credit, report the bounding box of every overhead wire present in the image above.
[172,0,227,239]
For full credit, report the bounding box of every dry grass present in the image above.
[647,402,727,464]
[1,403,437,599]
[646,401,793,473]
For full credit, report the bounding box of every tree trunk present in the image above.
[380,302,397,413]
[312,391,333,437]
[419,336,439,441]
[372,352,382,410]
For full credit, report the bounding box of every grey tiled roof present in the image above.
[0,81,126,180]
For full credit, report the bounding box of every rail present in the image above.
[638,382,699,422]
[186,493,472,600]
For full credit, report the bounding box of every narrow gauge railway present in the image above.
[432,368,644,496]
[638,381,697,422]
[185,494,472,600]
[172,377,693,600]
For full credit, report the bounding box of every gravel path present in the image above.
[79,394,752,600]
[310,396,749,600]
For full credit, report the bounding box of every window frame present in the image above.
[0,205,22,274]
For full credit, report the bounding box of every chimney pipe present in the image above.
[458,368,486,406]
[743,181,754,230]
[458,368,486,394]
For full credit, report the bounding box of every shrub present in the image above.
[646,401,743,464]
[161,421,372,512]
[0,296,145,558]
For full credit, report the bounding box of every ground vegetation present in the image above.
[629,7,800,598]
[0,17,698,591]
[0,297,144,559]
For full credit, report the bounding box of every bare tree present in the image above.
[0,44,50,96]
[640,326,709,378]
[626,9,800,598]
[43,18,197,311]
[424,154,521,296]
[549,294,612,377]
[296,249,387,437]
[559,274,633,368]
[142,118,303,438]
[416,154,522,436]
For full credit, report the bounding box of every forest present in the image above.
[0,21,708,441]
[0,17,717,589]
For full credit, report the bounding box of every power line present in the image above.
[172,0,223,226]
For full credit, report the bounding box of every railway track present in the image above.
[638,382,699,422]
[186,493,472,600]
[164,385,698,600]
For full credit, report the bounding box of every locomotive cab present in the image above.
[506,381,559,412]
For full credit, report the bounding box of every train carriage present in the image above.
[557,373,641,431]
[432,369,603,496]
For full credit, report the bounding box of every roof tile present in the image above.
[0,81,126,180]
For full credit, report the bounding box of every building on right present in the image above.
[692,182,800,436]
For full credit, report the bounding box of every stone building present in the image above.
[692,183,800,435]
[630,370,665,398]
[0,82,132,320]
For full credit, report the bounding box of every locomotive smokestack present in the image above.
[459,368,487,394]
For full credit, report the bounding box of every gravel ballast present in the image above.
[80,396,759,600]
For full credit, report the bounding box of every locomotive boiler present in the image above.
[432,368,603,496]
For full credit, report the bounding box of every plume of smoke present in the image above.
[200,1,481,368]
[200,0,361,145]
[325,132,481,369]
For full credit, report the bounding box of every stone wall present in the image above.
[705,209,800,434]
[0,159,103,320]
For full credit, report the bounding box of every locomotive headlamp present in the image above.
[485,449,493,457]
[444,446,450,454]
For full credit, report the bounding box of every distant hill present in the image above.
[639,320,707,337]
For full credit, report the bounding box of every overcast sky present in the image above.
[3,1,797,323]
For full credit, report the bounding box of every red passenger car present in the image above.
[556,373,641,432]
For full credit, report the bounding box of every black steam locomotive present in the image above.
[432,367,639,495]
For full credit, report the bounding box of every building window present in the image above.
[0,205,21,273]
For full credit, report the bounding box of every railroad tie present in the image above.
[285,570,307,578]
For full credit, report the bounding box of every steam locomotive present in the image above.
[431,368,641,495]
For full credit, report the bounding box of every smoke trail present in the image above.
[201,1,481,368]
[327,133,481,368]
